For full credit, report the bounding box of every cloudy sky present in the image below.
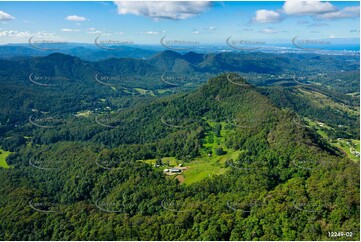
[0,1,359,44]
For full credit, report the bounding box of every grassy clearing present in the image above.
[138,151,239,185]
[304,118,360,162]
[138,120,241,185]
[331,139,360,162]
[134,88,155,96]
[157,89,172,94]
[182,150,239,185]
[0,148,11,168]
[75,110,92,117]
[139,157,179,167]
[346,92,360,97]
[298,89,359,116]
[200,120,232,156]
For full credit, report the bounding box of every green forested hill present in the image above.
[0,73,359,240]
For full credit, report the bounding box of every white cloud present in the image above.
[259,28,279,34]
[0,30,56,39]
[283,1,336,16]
[87,30,102,34]
[65,15,88,21]
[34,31,57,38]
[140,31,161,35]
[0,10,15,21]
[253,1,358,24]
[61,28,80,32]
[318,6,360,20]
[252,9,282,23]
[113,1,211,20]
[193,26,216,34]
[0,30,30,38]
[86,28,101,34]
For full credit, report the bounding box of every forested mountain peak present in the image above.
[0,71,358,240]
[182,51,205,64]
[39,52,80,62]
[151,50,184,60]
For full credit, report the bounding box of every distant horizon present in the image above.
[1,39,359,52]
[0,1,359,45]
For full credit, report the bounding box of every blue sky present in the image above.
[0,1,359,45]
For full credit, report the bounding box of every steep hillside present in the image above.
[0,73,358,240]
